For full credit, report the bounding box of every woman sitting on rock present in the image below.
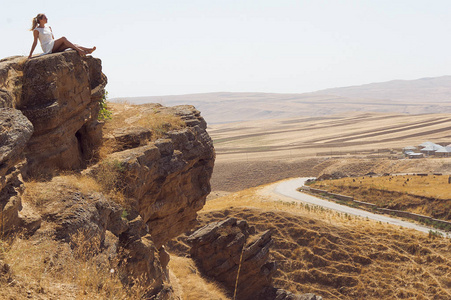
[28,13,96,58]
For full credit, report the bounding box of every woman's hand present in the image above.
[28,30,39,59]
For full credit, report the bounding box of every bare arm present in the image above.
[50,26,54,39]
[28,30,39,59]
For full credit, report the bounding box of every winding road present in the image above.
[267,177,444,235]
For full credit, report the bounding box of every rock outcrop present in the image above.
[1,51,215,299]
[188,218,323,300]
[33,177,172,297]
[97,107,214,248]
[187,218,276,299]
[0,108,39,234]
[85,103,215,297]
[0,56,24,108]
[0,52,106,177]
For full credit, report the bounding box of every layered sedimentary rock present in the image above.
[0,56,25,108]
[0,51,107,176]
[188,218,323,300]
[1,51,215,299]
[85,103,215,298]
[89,105,215,248]
[0,108,39,233]
[33,177,173,298]
[188,218,276,300]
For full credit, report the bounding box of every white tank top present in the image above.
[34,25,54,54]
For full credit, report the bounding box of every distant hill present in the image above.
[318,76,451,103]
[112,76,451,124]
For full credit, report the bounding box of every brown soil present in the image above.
[210,158,326,194]
[208,112,451,194]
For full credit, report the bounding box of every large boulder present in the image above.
[187,218,276,300]
[0,51,107,177]
[187,218,323,300]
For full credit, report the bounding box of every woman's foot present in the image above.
[85,46,96,54]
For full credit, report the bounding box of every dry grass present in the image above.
[204,184,375,228]
[98,102,186,159]
[192,183,451,300]
[24,170,130,212]
[23,175,102,208]
[0,231,130,299]
[310,175,451,220]
[97,138,119,161]
[168,255,229,300]
[312,174,451,200]
[135,112,185,140]
[3,175,150,299]
[91,160,124,191]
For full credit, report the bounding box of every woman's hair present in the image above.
[30,14,45,31]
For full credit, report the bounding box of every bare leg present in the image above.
[75,44,96,54]
[52,37,85,56]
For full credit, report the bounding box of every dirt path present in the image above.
[260,177,447,235]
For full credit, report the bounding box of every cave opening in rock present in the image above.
[75,129,85,158]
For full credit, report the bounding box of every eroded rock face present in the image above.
[187,217,276,300]
[0,109,33,184]
[40,187,128,242]
[0,108,39,234]
[187,218,323,300]
[1,51,107,177]
[104,127,152,152]
[1,52,214,299]
[35,178,174,299]
[84,103,214,298]
[0,56,26,109]
[89,105,215,249]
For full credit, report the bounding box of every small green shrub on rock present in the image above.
[98,91,112,120]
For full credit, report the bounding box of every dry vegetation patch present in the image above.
[168,255,228,300]
[99,102,186,158]
[310,175,451,220]
[1,175,152,299]
[104,102,185,138]
[185,185,451,299]
[0,231,130,299]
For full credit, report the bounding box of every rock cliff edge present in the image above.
[0,52,215,299]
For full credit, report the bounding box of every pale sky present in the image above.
[3,0,451,98]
